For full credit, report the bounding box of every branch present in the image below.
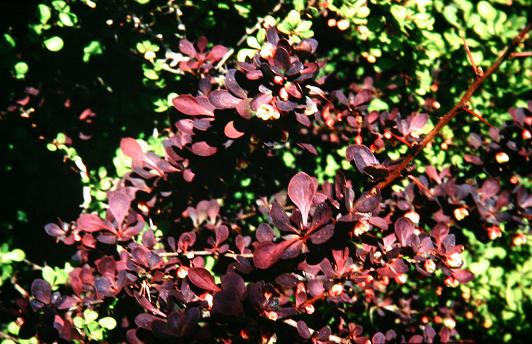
[373,24,531,192]
[510,51,532,58]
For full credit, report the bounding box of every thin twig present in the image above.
[374,24,531,193]
[462,36,482,77]
[510,51,532,58]
[215,0,285,71]
[462,107,494,128]
[159,250,253,259]
[282,319,345,343]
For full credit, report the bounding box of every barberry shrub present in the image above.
[2,2,530,344]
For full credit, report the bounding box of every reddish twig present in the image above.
[462,36,482,77]
[373,24,531,193]
[510,51,532,58]
[462,107,494,128]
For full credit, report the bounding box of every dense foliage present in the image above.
[1,0,530,343]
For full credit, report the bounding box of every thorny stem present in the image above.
[373,24,531,193]
[510,51,532,58]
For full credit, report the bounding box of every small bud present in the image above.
[383,130,392,139]
[260,43,275,59]
[353,220,371,236]
[337,19,350,31]
[444,276,459,288]
[483,318,493,328]
[421,315,429,324]
[144,50,156,60]
[330,284,344,297]
[177,266,188,279]
[433,101,441,110]
[327,18,337,27]
[379,276,389,286]
[443,317,456,329]
[395,273,408,284]
[366,55,376,64]
[354,135,363,144]
[453,207,469,221]
[424,259,436,273]
[304,304,315,314]
[434,315,442,324]
[512,233,527,246]
[279,87,289,101]
[256,103,280,120]
[446,252,463,268]
[273,75,284,85]
[405,210,420,225]
[487,225,502,240]
[522,129,531,140]
[510,175,519,184]
[465,311,473,320]
[495,151,510,164]
[265,311,278,321]
[240,329,250,340]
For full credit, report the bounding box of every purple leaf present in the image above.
[346,144,379,174]
[120,138,144,163]
[372,332,386,344]
[179,39,196,57]
[208,90,241,109]
[310,203,332,230]
[191,141,217,156]
[224,121,244,139]
[297,320,312,339]
[172,94,214,116]
[225,70,247,98]
[271,201,297,233]
[253,238,299,269]
[354,189,381,213]
[309,224,335,245]
[287,172,317,227]
[395,217,415,246]
[108,189,131,225]
[207,45,228,61]
[452,269,474,283]
[44,223,64,237]
[256,223,274,242]
[188,268,221,292]
[77,214,111,233]
[31,279,52,304]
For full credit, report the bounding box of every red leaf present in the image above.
[77,214,113,233]
[346,144,379,174]
[178,39,196,57]
[288,172,317,227]
[207,45,228,62]
[224,121,244,139]
[452,269,474,283]
[208,90,241,109]
[395,217,415,246]
[172,94,214,116]
[108,189,131,225]
[253,238,299,269]
[120,138,144,163]
[188,267,221,292]
[309,224,334,245]
[191,141,217,156]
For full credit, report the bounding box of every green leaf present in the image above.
[4,249,25,262]
[84,309,99,323]
[42,266,56,285]
[286,10,301,27]
[38,4,52,24]
[368,98,389,112]
[44,36,64,52]
[14,62,29,79]
[73,316,85,328]
[59,12,77,27]
[83,41,103,62]
[98,317,117,330]
[477,1,497,21]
